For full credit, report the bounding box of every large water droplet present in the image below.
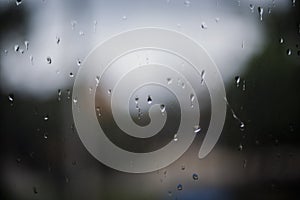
[14,45,19,52]
[235,76,241,87]
[258,7,263,21]
[16,0,22,6]
[147,95,152,104]
[201,22,208,29]
[177,184,183,191]
[279,37,284,44]
[192,173,199,180]
[69,72,74,78]
[193,125,201,133]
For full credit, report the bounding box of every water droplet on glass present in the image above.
[240,121,245,131]
[287,49,292,56]
[95,76,100,86]
[107,89,112,95]
[201,22,208,29]
[147,95,152,104]
[193,125,201,133]
[46,56,52,64]
[190,93,195,102]
[33,186,38,194]
[268,7,272,14]
[96,107,101,117]
[173,134,178,142]
[4,49,8,55]
[66,89,71,99]
[77,59,82,66]
[73,98,78,104]
[292,0,296,7]
[79,31,84,36]
[29,55,34,65]
[16,0,22,6]
[71,20,77,30]
[215,17,220,23]
[235,76,241,87]
[242,80,246,91]
[167,77,172,84]
[160,104,166,113]
[56,36,60,44]
[200,70,205,84]
[184,0,190,7]
[279,37,284,44]
[14,44,19,52]
[122,15,127,20]
[168,191,172,197]
[258,7,263,21]
[238,144,243,151]
[243,159,247,168]
[177,184,183,191]
[69,72,74,78]
[93,20,97,32]
[57,89,62,101]
[19,49,24,54]
[250,4,254,13]
[43,132,48,139]
[43,115,49,121]
[192,173,199,180]
[8,94,14,104]
[24,40,29,50]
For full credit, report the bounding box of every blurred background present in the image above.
[0,0,299,199]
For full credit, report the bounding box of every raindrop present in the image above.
[46,56,52,64]
[177,184,183,191]
[71,20,77,30]
[258,7,263,21]
[243,159,247,168]
[93,20,97,32]
[238,144,243,151]
[4,49,8,55]
[33,186,38,194]
[95,76,100,86]
[79,31,84,36]
[173,134,178,142]
[134,97,139,104]
[43,115,49,121]
[69,72,74,78]
[73,98,78,104]
[19,49,24,54]
[57,89,62,101]
[147,95,152,104]
[14,44,19,52]
[190,93,195,102]
[268,7,272,14]
[96,107,101,117]
[201,22,208,29]
[292,0,296,7]
[66,89,71,99]
[181,164,186,170]
[184,0,191,7]
[56,36,60,44]
[235,76,241,87]
[122,15,127,20]
[30,55,34,65]
[24,40,29,50]
[215,17,220,23]
[167,77,172,84]
[250,4,254,13]
[193,125,201,133]
[241,41,245,49]
[43,132,48,139]
[16,0,22,6]
[107,89,112,95]
[200,70,205,84]
[160,104,166,113]
[167,191,172,197]
[287,49,292,56]
[279,37,284,44]
[8,94,14,104]
[192,173,199,180]
[240,121,245,131]
[242,80,246,91]
[77,59,82,66]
